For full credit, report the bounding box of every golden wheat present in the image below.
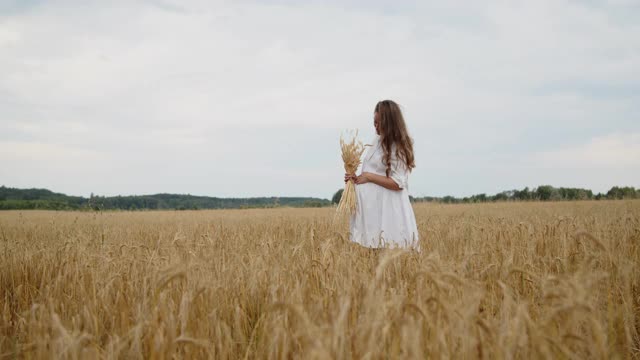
[0,200,639,359]
[335,131,367,218]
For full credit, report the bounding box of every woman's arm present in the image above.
[353,172,402,191]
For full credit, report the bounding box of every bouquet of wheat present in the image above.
[335,130,368,218]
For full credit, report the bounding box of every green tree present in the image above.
[494,192,508,201]
[514,187,531,200]
[303,200,325,208]
[442,196,456,204]
[332,189,344,204]
[535,185,554,201]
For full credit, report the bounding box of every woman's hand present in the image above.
[344,173,356,183]
[356,172,401,191]
[353,172,371,185]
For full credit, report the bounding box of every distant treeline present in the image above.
[2,185,638,211]
[408,185,640,204]
[0,186,330,211]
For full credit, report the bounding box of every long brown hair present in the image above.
[374,100,415,177]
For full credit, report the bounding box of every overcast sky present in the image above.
[1,0,638,199]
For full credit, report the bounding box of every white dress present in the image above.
[349,135,420,250]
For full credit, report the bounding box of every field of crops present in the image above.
[1,200,639,358]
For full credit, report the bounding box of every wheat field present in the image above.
[1,200,639,359]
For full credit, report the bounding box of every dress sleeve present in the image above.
[389,146,409,190]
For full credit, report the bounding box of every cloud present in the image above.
[0,0,639,198]
[532,132,640,168]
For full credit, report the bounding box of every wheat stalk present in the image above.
[335,130,367,218]
[2,195,638,358]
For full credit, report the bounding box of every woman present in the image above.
[344,100,420,251]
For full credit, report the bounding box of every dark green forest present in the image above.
[0,185,637,211]
[0,186,330,211]
[407,185,639,204]
[332,185,639,205]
